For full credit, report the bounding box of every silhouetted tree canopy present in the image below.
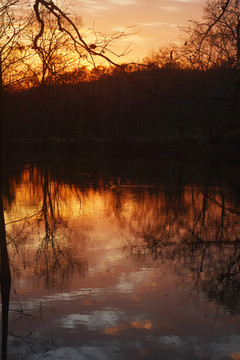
[179,0,240,69]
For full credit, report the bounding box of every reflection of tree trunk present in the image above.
[0,78,11,358]
[201,163,213,226]
[0,168,11,360]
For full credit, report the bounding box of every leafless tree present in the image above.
[27,5,83,86]
[33,0,132,70]
[0,0,35,157]
[0,0,34,90]
[178,0,240,69]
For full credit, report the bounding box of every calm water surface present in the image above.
[2,157,240,359]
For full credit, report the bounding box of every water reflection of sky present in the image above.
[4,165,240,359]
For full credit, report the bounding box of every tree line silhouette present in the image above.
[0,0,240,156]
[1,0,240,357]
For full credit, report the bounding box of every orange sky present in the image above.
[71,0,205,62]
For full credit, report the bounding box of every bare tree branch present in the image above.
[199,0,231,51]
[33,0,125,67]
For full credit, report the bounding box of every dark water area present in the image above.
[1,154,240,359]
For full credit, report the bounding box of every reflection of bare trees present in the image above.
[126,237,240,314]
[199,245,240,314]
[6,163,88,291]
[124,164,240,246]
[5,159,240,317]
[121,164,240,314]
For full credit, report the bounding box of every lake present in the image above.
[2,155,240,359]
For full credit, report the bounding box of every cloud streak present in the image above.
[71,0,204,60]
[108,0,137,5]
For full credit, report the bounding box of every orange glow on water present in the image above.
[105,319,152,335]
[231,353,240,360]
[5,164,240,359]
[3,164,240,296]
[5,166,240,247]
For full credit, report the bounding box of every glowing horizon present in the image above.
[71,0,205,62]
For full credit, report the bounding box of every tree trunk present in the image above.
[0,51,11,360]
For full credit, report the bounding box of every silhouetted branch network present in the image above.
[32,0,167,101]
[0,0,20,15]
[33,0,125,67]
[199,0,231,50]
[195,0,240,66]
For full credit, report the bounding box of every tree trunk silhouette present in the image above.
[0,54,11,359]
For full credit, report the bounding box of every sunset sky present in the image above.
[71,0,205,62]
